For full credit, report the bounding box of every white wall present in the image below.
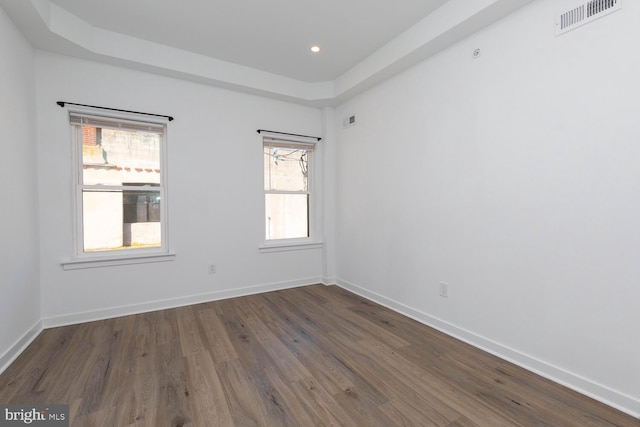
[35,52,324,324]
[335,0,640,416]
[0,7,41,368]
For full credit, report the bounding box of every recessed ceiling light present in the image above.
[310,46,320,53]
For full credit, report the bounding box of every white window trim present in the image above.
[261,134,321,250]
[64,108,173,268]
[258,238,323,253]
[61,251,176,270]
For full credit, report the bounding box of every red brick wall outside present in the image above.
[82,126,97,146]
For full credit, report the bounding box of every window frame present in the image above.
[261,135,319,250]
[62,109,174,269]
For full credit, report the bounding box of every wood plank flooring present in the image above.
[0,285,637,426]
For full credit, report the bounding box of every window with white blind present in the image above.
[68,112,170,263]
[263,137,315,242]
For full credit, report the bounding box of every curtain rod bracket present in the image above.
[257,129,321,141]
[57,101,174,121]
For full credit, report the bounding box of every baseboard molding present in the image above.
[321,276,336,286]
[0,320,43,375]
[43,276,323,329]
[335,278,640,419]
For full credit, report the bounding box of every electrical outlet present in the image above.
[439,282,449,298]
[208,264,216,274]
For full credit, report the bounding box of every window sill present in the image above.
[258,241,323,253]
[61,251,176,270]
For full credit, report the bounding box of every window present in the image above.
[263,137,315,241]
[70,112,168,258]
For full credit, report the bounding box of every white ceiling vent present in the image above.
[556,0,621,35]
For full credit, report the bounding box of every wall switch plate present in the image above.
[439,282,449,298]
[208,264,216,274]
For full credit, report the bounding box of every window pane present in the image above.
[123,188,161,223]
[265,193,308,240]
[83,190,161,252]
[264,146,309,191]
[81,126,161,186]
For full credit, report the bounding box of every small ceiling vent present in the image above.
[556,0,621,36]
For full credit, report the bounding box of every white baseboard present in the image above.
[42,276,323,329]
[0,320,43,375]
[321,276,336,286]
[335,278,640,419]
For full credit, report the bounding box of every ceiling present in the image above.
[0,0,536,105]
[48,0,448,83]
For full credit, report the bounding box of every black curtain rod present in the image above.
[57,101,174,122]
[257,129,321,141]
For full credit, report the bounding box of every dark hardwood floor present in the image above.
[0,285,637,426]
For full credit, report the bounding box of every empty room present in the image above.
[1,0,639,425]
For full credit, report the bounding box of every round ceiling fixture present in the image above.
[310,46,320,53]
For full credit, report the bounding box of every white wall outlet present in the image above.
[439,282,449,298]
[208,264,216,274]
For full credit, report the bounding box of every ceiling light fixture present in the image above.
[310,46,320,53]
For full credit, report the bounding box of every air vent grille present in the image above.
[556,0,620,35]
[560,5,585,30]
[587,0,618,17]
[342,114,356,128]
